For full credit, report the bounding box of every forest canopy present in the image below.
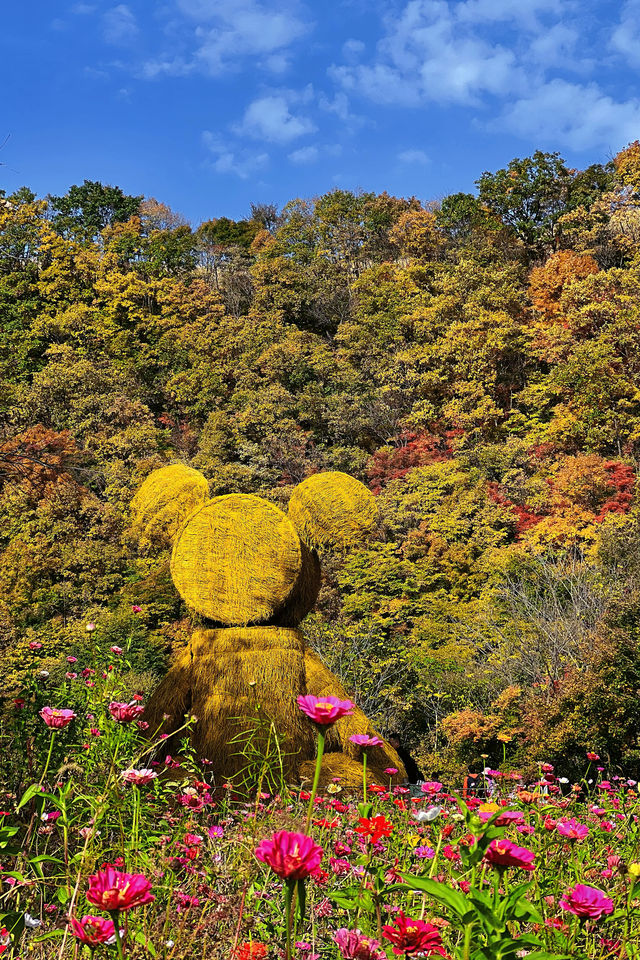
[3,144,640,777]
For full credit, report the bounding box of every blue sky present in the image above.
[2,1,640,224]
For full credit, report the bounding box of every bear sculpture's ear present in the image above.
[170,494,303,625]
[131,464,210,550]
[288,471,377,551]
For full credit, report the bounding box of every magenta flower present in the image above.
[297,695,354,726]
[479,810,524,826]
[86,866,154,911]
[420,781,443,795]
[39,707,76,729]
[108,702,145,723]
[559,884,614,920]
[69,915,116,946]
[349,734,384,748]
[255,830,323,880]
[333,928,387,960]
[485,838,535,871]
[557,818,589,841]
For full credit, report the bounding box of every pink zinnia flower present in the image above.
[122,768,157,786]
[559,884,614,920]
[557,818,589,841]
[108,702,145,723]
[297,695,354,726]
[479,810,524,826]
[255,830,323,880]
[69,915,115,945]
[384,767,398,775]
[29,641,43,650]
[333,928,387,960]
[349,734,384,748]
[420,781,443,795]
[39,707,76,729]
[485,838,535,871]
[382,911,447,956]
[131,605,142,613]
[86,866,154,911]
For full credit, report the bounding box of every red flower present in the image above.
[236,944,268,960]
[297,695,354,726]
[69,915,116,945]
[39,707,76,729]
[559,884,614,920]
[485,839,535,871]
[86,866,154,911]
[355,815,394,844]
[254,830,323,880]
[108,702,145,723]
[382,912,447,956]
[0,928,8,956]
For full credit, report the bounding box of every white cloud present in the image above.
[153,1,312,76]
[501,79,640,151]
[528,22,581,68]
[398,149,429,164]
[330,0,638,152]
[103,4,138,45]
[288,145,319,163]
[342,38,365,59]
[71,3,97,13]
[333,1,522,106]
[611,0,640,67]
[202,132,269,178]
[137,57,193,80]
[236,93,316,143]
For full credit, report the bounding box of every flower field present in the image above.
[1,637,639,959]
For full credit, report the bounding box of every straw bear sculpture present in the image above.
[132,465,406,786]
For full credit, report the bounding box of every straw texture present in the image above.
[273,541,321,626]
[130,464,209,547]
[171,495,302,625]
[299,752,386,788]
[288,471,378,550]
[304,647,406,782]
[143,626,315,782]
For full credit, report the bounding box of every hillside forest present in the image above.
[3,144,640,781]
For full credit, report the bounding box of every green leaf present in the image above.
[394,874,469,919]
[133,930,157,956]
[16,783,45,811]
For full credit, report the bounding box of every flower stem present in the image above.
[283,881,295,960]
[39,731,56,786]
[304,729,325,835]
[109,911,125,960]
[362,750,367,803]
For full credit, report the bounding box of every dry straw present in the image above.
[274,541,321,626]
[170,495,302,625]
[130,464,209,547]
[288,471,378,550]
[143,626,315,782]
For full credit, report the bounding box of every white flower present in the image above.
[412,805,442,823]
[24,914,41,929]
